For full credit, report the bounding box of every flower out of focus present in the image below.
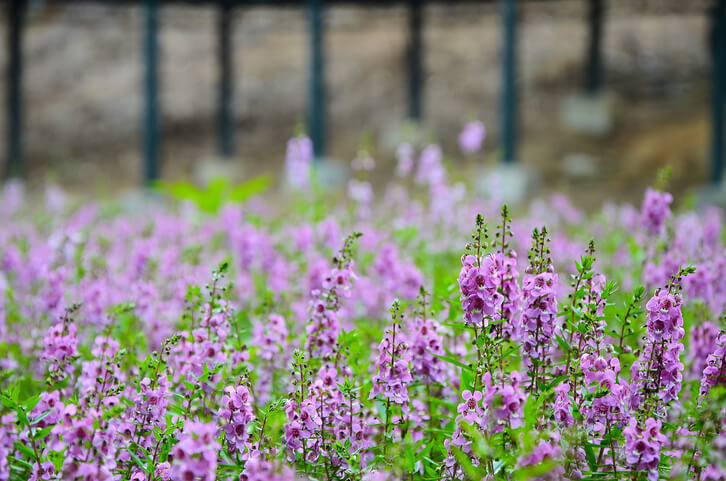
[285,134,314,190]
[458,120,485,156]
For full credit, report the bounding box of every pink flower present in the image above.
[623,417,666,481]
[641,187,672,237]
[458,121,486,155]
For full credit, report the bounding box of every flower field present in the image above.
[1,136,726,481]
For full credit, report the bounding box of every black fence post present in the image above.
[307,0,326,159]
[143,0,160,185]
[711,0,725,185]
[584,0,604,95]
[407,0,423,121]
[217,0,235,158]
[500,0,518,164]
[5,0,25,179]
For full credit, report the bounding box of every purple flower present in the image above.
[285,135,313,190]
[370,320,412,405]
[458,254,502,329]
[395,143,415,177]
[623,417,666,481]
[517,436,565,480]
[458,121,485,155]
[219,385,255,453]
[633,288,685,412]
[407,316,446,385]
[482,371,526,431]
[170,421,220,481]
[520,270,558,380]
[306,245,358,357]
[699,331,726,400]
[251,314,289,404]
[456,390,484,424]
[553,382,574,427]
[689,322,720,380]
[415,144,446,186]
[641,187,673,237]
[372,243,424,305]
[645,290,684,342]
[580,354,628,434]
[240,456,296,481]
[42,312,78,382]
[494,250,521,340]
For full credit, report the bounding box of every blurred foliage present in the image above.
[154,175,271,213]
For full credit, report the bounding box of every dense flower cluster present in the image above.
[632,288,686,411]
[494,250,520,339]
[42,310,79,382]
[517,436,565,481]
[407,316,446,385]
[370,311,413,405]
[2,146,726,481]
[240,457,296,481]
[219,384,255,453]
[700,331,726,399]
[251,314,289,403]
[482,371,526,432]
[458,254,501,329]
[520,269,558,384]
[171,421,220,481]
[305,259,355,357]
[623,417,667,481]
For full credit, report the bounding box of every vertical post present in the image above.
[143,0,160,185]
[711,0,725,185]
[217,0,235,158]
[5,0,25,179]
[584,0,604,95]
[500,0,518,164]
[307,0,326,159]
[407,0,423,121]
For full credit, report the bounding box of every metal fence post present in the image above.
[408,0,423,121]
[500,0,518,164]
[584,0,604,95]
[217,0,235,158]
[307,0,326,159]
[143,0,160,185]
[711,0,725,185]
[5,0,25,179]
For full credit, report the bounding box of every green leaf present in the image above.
[33,426,53,440]
[554,334,571,354]
[127,447,147,469]
[228,175,271,203]
[513,460,559,480]
[8,455,33,469]
[14,440,35,460]
[584,441,597,472]
[23,394,40,412]
[15,407,29,427]
[545,375,566,390]
[434,351,474,373]
[451,446,487,480]
[0,393,17,410]
[29,409,53,426]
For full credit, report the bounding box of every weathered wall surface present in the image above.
[0,2,712,197]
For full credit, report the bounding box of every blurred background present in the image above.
[0,0,721,208]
